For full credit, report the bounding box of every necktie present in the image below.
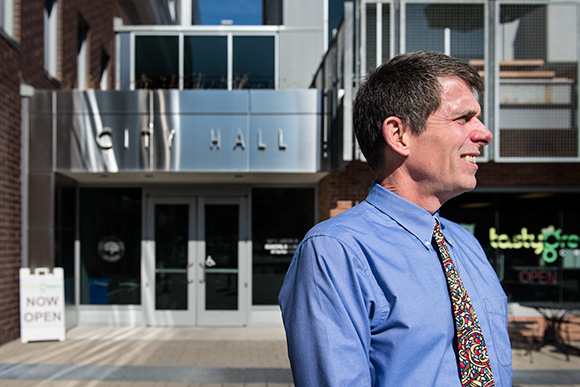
[433,219,495,387]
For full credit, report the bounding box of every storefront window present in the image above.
[79,188,142,305]
[442,192,580,303]
[252,188,315,305]
[54,180,76,306]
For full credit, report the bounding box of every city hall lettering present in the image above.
[96,127,288,151]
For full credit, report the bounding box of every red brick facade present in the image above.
[0,0,127,346]
[319,160,580,220]
[0,34,24,346]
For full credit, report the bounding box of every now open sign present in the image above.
[19,267,66,343]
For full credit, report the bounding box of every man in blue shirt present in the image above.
[278,51,513,386]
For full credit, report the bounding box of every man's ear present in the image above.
[382,116,410,156]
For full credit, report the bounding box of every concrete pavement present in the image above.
[0,325,579,386]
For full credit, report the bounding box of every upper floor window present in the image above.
[77,15,89,90]
[131,32,277,90]
[100,49,110,90]
[0,0,14,37]
[44,0,58,79]
[184,36,227,89]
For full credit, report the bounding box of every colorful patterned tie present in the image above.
[433,219,495,387]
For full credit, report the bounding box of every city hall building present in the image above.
[2,0,580,342]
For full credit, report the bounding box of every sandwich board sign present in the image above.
[19,267,66,343]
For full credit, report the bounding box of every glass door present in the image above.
[197,197,248,325]
[145,198,197,326]
[144,196,248,326]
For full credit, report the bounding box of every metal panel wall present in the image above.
[29,89,323,174]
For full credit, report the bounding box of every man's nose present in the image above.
[472,118,492,145]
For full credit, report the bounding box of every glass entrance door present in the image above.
[197,197,248,325]
[144,196,248,326]
[145,198,196,325]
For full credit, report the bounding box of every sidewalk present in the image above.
[0,325,578,386]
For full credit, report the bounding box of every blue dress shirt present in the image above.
[279,183,513,386]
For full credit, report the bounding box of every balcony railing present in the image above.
[315,0,580,163]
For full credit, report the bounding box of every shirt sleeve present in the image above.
[278,235,378,386]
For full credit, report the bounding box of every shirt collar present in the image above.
[365,182,447,250]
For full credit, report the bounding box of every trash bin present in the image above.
[89,278,110,304]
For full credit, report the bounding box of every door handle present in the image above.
[187,262,194,284]
[199,262,206,284]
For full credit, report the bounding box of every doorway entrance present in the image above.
[144,196,249,326]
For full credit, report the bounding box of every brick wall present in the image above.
[477,162,580,188]
[0,34,23,346]
[60,1,126,89]
[318,160,375,221]
[318,160,580,221]
[0,0,127,346]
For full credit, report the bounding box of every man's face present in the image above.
[405,76,492,204]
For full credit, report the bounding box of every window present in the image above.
[184,36,227,89]
[233,36,275,89]
[133,33,276,90]
[100,49,110,90]
[77,16,89,90]
[442,192,580,303]
[135,36,179,89]
[252,188,315,305]
[44,0,58,78]
[0,0,14,36]
[55,181,76,306]
[80,188,142,305]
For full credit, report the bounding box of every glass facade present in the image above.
[252,188,315,305]
[79,188,142,305]
[133,34,276,90]
[442,192,580,303]
[54,180,76,306]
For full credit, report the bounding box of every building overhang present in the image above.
[27,89,332,182]
[57,171,329,185]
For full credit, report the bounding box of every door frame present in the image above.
[196,196,250,326]
[143,196,198,326]
[142,192,250,326]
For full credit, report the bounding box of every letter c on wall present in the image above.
[96,128,113,150]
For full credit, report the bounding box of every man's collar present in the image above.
[366,182,446,250]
